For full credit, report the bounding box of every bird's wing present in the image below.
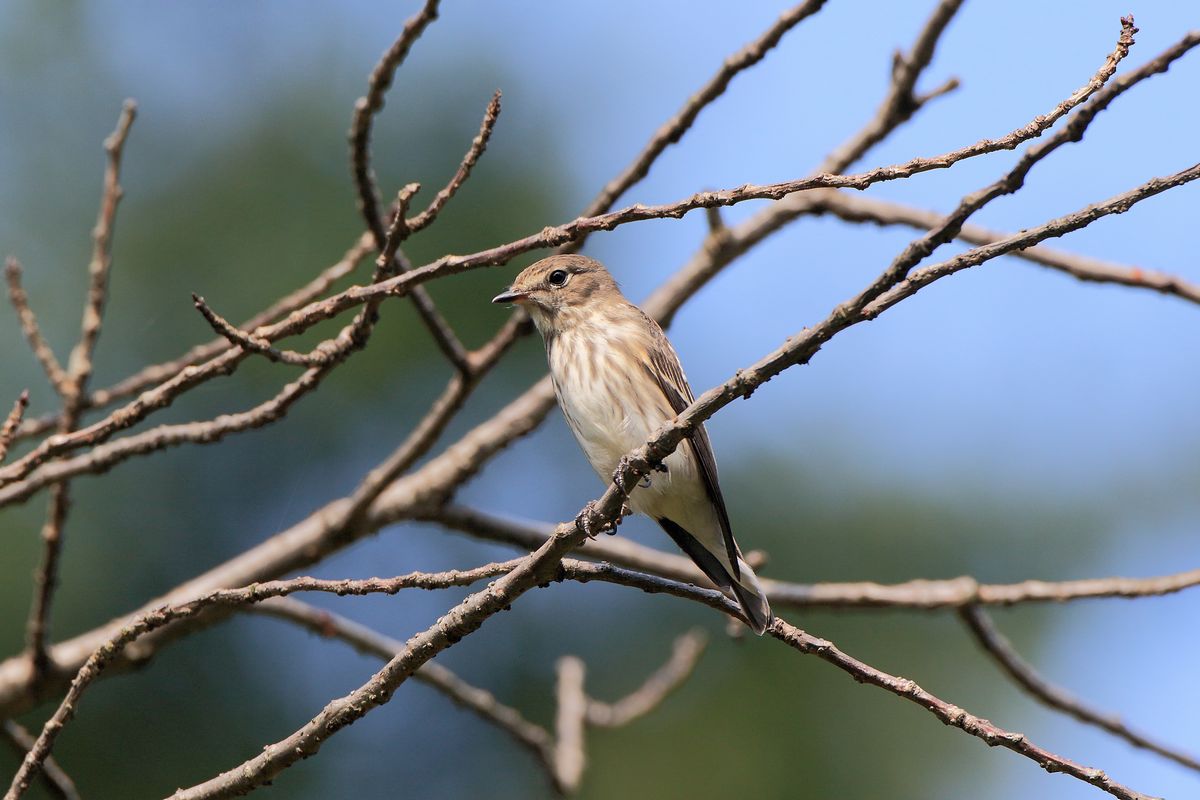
[638,323,740,578]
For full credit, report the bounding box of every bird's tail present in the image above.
[658,518,772,635]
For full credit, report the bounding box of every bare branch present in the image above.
[560,563,1157,800]
[348,0,440,242]
[561,0,830,253]
[406,90,502,234]
[430,505,1200,609]
[344,0,473,372]
[148,556,1158,800]
[25,100,138,680]
[12,232,376,443]
[0,721,79,800]
[865,160,1200,317]
[4,559,534,799]
[805,192,1200,306]
[817,0,964,174]
[0,391,28,465]
[777,623,1150,800]
[4,259,68,393]
[552,656,587,794]
[190,294,316,367]
[63,99,136,408]
[252,598,555,761]
[772,568,1200,609]
[585,630,707,728]
[959,605,1200,773]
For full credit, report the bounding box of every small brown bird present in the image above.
[493,254,771,633]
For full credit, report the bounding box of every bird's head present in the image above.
[492,255,621,332]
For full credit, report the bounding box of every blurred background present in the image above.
[1,1,1197,797]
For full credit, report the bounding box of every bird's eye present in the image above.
[547,269,569,287]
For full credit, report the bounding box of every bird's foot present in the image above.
[613,456,643,494]
[575,501,603,539]
[615,455,665,493]
[604,503,632,535]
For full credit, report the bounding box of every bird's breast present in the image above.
[548,324,671,481]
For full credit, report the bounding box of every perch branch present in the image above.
[559,562,1157,800]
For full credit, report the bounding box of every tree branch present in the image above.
[25,100,137,680]
[0,392,28,465]
[817,0,964,174]
[959,604,1200,773]
[0,722,78,800]
[3,259,68,394]
[561,0,830,254]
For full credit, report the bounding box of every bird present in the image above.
[492,254,771,634]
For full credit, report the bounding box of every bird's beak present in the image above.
[492,289,529,304]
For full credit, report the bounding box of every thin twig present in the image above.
[62,99,137,410]
[818,0,964,174]
[4,259,68,393]
[12,232,376,443]
[558,563,1157,800]
[864,160,1200,318]
[585,630,707,727]
[428,505,1200,609]
[0,391,29,465]
[804,192,1200,306]
[26,100,137,680]
[348,0,440,240]
[0,721,79,800]
[252,598,554,760]
[347,0,472,373]
[190,294,317,366]
[851,16,1138,316]
[560,0,829,254]
[959,605,1200,773]
[406,90,503,234]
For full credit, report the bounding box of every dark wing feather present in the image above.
[639,319,740,578]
